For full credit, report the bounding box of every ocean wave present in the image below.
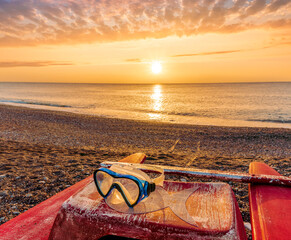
[168,111,199,117]
[0,99,71,108]
[247,119,291,124]
[132,108,199,117]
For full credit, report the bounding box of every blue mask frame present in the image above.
[93,167,156,208]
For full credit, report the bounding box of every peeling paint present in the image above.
[50,180,244,239]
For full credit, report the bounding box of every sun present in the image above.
[151,61,162,74]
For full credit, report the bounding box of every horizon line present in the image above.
[0,81,290,85]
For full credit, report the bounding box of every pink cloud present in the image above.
[0,0,290,46]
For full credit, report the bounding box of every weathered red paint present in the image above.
[0,153,146,240]
[249,162,291,240]
[0,176,92,240]
[49,179,247,239]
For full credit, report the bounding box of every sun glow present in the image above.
[151,61,162,74]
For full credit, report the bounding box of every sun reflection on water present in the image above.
[149,85,163,119]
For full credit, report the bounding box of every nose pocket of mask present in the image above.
[115,178,140,204]
[106,185,167,213]
[102,178,140,206]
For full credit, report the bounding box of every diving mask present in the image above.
[93,164,164,208]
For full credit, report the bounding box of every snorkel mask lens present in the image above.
[117,178,140,203]
[96,171,113,195]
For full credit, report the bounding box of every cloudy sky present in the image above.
[0,0,290,83]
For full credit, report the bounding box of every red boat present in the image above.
[0,153,290,239]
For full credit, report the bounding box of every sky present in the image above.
[0,0,291,83]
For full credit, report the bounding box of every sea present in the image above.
[0,82,290,129]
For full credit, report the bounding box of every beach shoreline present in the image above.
[0,104,290,239]
[1,101,291,130]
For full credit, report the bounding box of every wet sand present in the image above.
[0,104,290,239]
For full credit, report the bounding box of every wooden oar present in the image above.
[101,161,291,187]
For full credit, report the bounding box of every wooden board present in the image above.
[0,153,146,240]
[249,162,291,240]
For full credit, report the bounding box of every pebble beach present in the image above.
[0,104,290,239]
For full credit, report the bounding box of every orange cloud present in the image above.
[125,58,142,62]
[0,61,74,67]
[172,50,242,58]
[0,0,290,46]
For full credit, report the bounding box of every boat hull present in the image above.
[249,162,291,240]
[0,153,146,240]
